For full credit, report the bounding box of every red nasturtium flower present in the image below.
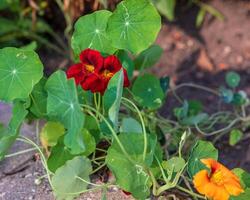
[66,48,130,94]
[193,158,244,200]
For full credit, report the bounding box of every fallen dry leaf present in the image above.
[197,49,214,72]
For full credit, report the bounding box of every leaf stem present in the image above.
[121,97,148,162]
[5,147,37,158]
[82,104,134,164]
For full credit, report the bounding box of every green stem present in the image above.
[172,83,220,96]
[90,162,107,175]
[121,97,148,162]
[17,136,54,190]
[5,147,37,158]
[176,185,206,199]
[82,104,134,164]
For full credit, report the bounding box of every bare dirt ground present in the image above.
[1,1,250,200]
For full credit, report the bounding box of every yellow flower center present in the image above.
[102,69,113,79]
[210,170,224,185]
[85,64,95,72]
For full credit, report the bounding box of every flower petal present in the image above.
[103,55,122,73]
[66,63,85,84]
[79,48,103,70]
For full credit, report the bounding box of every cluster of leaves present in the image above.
[0,0,250,200]
[0,0,68,55]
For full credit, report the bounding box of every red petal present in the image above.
[81,73,107,94]
[79,48,103,70]
[123,68,130,87]
[103,55,122,73]
[66,63,85,85]
[81,74,99,90]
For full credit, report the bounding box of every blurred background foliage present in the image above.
[0,0,222,57]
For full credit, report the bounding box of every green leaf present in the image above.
[45,70,85,154]
[84,115,101,143]
[0,47,43,102]
[21,41,38,51]
[0,100,28,160]
[229,129,243,146]
[160,76,170,93]
[182,113,209,125]
[80,128,96,156]
[103,70,124,131]
[116,50,134,79]
[47,137,75,173]
[153,0,176,21]
[52,156,92,200]
[230,188,250,200]
[106,132,157,199]
[120,117,142,133]
[29,77,47,118]
[48,129,95,174]
[40,121,65,148]
[232,168,250,189]
[188,100,203,116]
[134,45,163,70]
[107,0,161,54]
[226,71,241,88]
[162,156,185,173]
[232,91,247,106]
[220,87,234,103]
[71,10,115,56]
[196,8,206,28]
[132,73,164,109]
[187,140,218,178]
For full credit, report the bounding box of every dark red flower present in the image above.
[66,48,103,85]
[96,55,130,93]
[66,49,130,95]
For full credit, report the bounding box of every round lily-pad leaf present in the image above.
[71,10,116,56]
[45,70,85,154]
[226,71,240,88]
[52,156,92,200]
[107,0,161,54]
[0,47,43,102]
[187,140,218,178]
[132,73,164,109]
[106,132,157,199]
[40,121,65,148]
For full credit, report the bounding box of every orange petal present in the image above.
[193,170,210,188]
[212,186,230,200]
[224,181,244,196]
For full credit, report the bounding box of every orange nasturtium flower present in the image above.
[193,158,244,200]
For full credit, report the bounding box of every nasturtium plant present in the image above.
[51,156,92,200]
[132,73,164,109]
[120,117,142,133]
[0,0,249,199]
[106,133,157,199]
[229,129,243,146]
[40,121,65,149]
[0,100,28,160]
[71,10,116,56]
[29,77,47,118]
[45,70,85,154]
[0,47,43,102]
[107,0,161,54]
[134,44,163,70]
[187,140,218,178]
[226,71,240,88]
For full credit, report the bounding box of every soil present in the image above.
[1,1,250,200]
